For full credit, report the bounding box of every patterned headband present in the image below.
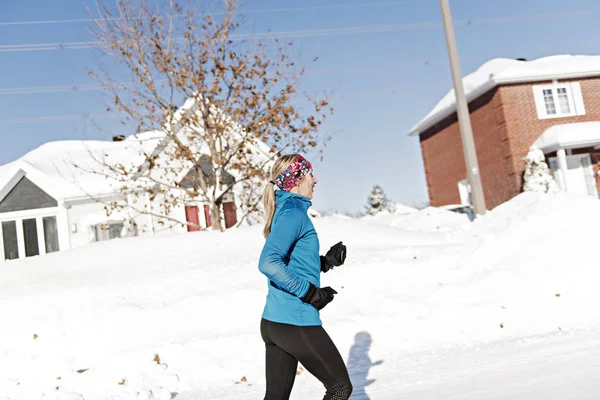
[271,155,312,192]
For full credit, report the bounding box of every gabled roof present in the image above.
[0,160,64,205]
[532,121,600,153]
[409,55,600,136]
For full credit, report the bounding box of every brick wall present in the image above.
[420,87,514,209]
[419,76,600,209]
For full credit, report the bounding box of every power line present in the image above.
[246,22,442,40]
[0,22,443,53]
[0,84,438,125]
[240,0,432,15]
[0,54,497,96]
[0,41,93,53]
[0,18,100,27]
[0,7,594,123]
[0,0,434,27]
[0,112,120,124]
[1,8,598,53]
[0,83,105,95]
[309,56,476,75]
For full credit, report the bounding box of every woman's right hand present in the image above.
[300,283,337,310]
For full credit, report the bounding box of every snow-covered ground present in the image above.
[1,191,599,399]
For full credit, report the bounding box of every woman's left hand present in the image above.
[321,241,347,272]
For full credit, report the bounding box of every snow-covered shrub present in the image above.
[523,148,559,193]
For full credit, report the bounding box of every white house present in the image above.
[0,132,183,262]
[0,125,273,263]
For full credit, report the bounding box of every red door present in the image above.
[185,206,200,232]
[203,205,212,228]
[224,202,238,229]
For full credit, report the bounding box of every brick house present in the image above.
[410,55,600,209]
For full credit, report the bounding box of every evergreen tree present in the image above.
[523,148,559,193]
[366,185,391,215]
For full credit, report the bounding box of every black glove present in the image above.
[320,241,347,273]
[301,283,337,310]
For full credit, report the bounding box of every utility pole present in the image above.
[440,0,486,215]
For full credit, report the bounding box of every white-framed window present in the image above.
[1,215,60,261]
[92,222,124,242]
[532,82,586,119]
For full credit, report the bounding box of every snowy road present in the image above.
[366,330,600,400]
[177,330,600,399]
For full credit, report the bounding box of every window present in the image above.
[0,215,60,261]
[108,223,123,239]
[533,82,585,119]
[2,221,19,260]
[22,218,40,257]
[23,218,40,257]
[93,222,124,242]
[556,88,571,114]
[43,216,60,253]
[539,85,574,117]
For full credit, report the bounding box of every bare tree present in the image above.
[84,0,332,231]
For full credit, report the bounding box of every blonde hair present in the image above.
[263,154,300,238]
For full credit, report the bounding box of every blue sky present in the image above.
[2,0,600,214]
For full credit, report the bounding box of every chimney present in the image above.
[112,135,125,142]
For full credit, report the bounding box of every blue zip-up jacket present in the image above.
[258,190,321,326]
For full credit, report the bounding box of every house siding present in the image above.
[147,193,188,235]
[67,200,117,248]
[65,195,165,248]
[419,76,600,209]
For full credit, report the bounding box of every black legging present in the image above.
[260,318,353,400]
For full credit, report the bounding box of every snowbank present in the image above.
[363,204,471,232]
[1,192,599,399]
[389,202,417,215]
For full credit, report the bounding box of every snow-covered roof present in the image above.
[0,132,166,201]
[532,121,600,154]
[410,55,600,136]
[0,128,273,204]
